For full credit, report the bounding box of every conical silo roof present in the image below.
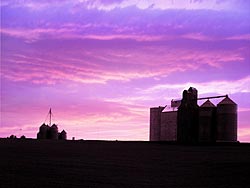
[200,100,216,107]
[218,97,236,105]
[39,123,49,132]
[51,124,58,128]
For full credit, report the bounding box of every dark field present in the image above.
[0,139,250,188]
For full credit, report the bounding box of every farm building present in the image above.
[150,87,237,143]
[37,109,67,140]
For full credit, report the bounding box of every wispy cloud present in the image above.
[142,76,250,96]
[2,43,246,85]
[2,0,249,11]
[2,1,250,45]
[1,27,168,42]
[226,34,250,41]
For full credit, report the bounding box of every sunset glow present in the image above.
[1,0,250,141]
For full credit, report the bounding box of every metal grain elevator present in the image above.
[177,87,199,144]
[149,87,237,143]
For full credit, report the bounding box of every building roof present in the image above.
[40,123,47,127]
[218,96,236,105]
[200,100,216,107]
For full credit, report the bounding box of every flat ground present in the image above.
[0,139,250,188]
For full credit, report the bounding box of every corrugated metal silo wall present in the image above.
[199,107,216,142]
[217,104,237,141]
[48,128,59,140]
[160,111,177,141]
[59,132,67,140]
[150,108,162,141]
[177,105,199,143]
[51,130,58,140]
[37,126,48,139]
[61,134,67,140]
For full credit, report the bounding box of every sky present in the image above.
[1,0,250,141]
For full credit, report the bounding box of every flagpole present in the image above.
[49,108,52,126]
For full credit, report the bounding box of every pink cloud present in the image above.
[226,34,250,41]
[181,33,215,41]
[238,128,250,142]
[1,27,169,42]
[65,0,249,11]
[142,76,250,96]
[2,0,248,12]
[2,42,246,86]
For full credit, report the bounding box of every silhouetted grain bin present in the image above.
[59,130,67,140]
[199,100,216,142]
[217,97,237,142]
[150,107,165,141]
[177,87,199,144]
[49,124,59,139]
[160,111,177,141]
[37,123,49,139]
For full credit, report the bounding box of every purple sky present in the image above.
[1,0,250,141]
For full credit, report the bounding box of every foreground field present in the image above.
[0,139,250,188]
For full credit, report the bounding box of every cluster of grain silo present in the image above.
[37,109,67,140]
[149,87,237,143]
[37,123,67,140]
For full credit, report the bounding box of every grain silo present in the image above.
[199,100,216,142]
[150,107,165,141]
[59,130,67,140]
[160,111,177,141]
[177,87,199,144]
[217,97,237,142]
[37,123,49,139]
[49,124,59,139]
